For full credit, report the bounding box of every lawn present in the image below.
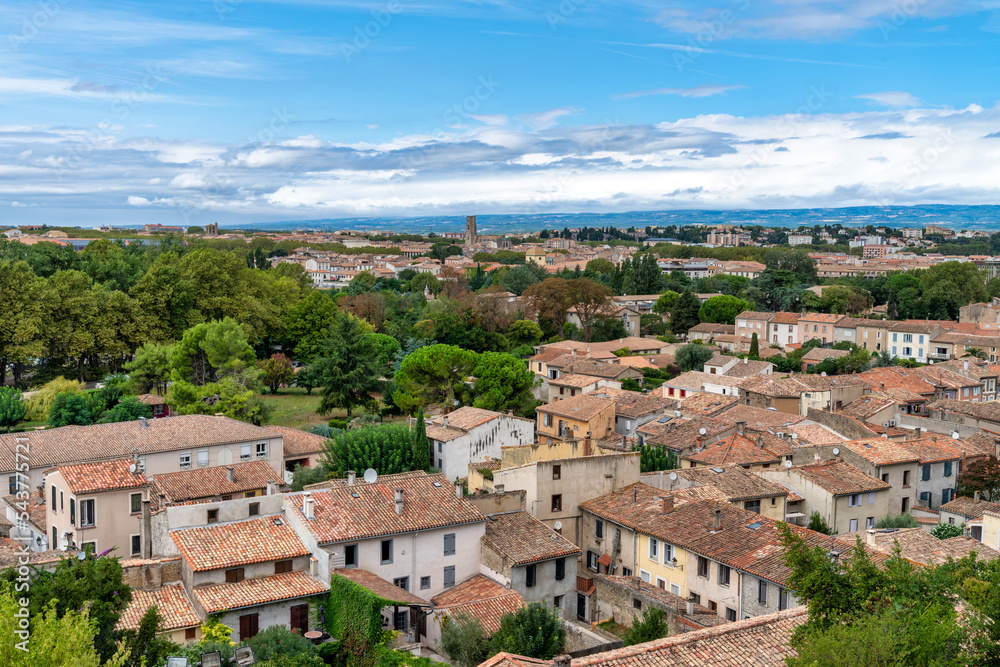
[258,387,343,430]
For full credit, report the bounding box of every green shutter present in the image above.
[922,465,931,481]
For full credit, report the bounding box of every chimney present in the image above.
[965,360,970,371]
[584,436,592,457]
[309,556,319,577]
[347,470,356,486]
[662,494,674,514]
[686,598,694,615]
[303,493,314,520]
[455,483,463,499]
[140,416,148,428]
[141,499,152,559]
[744,357,748,364]
[394,488,404,515]
[494,483,505,493]
[756,436,764,450]
[880,383,885,392]
[266,480,276,496]
[865,529,877,546]
[736,421,745,435]
[443,416,449,428]
[713,509,722,531]
[553,656,571,667]
[975,491,981,502]
[225,466,234,483]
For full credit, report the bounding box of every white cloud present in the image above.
[856,91,924,108]
[469,113,509,126]
[519,107,579,130]
[614,84,747,100]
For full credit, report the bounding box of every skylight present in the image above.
[748,522,764,530]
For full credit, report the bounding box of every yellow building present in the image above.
[536,394,616,442]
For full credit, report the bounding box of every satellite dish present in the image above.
[669,472,678,481]
[363,468,378,484]
[784,460,793,469]
[554,521,563,531]
[832,447,840,455]
[129,463,137,473]
[77,551,86,561]
[699,428,707,436]
[791,433,798,440]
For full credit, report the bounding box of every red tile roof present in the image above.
[431,574,525,633]
[841,438,921,466]
[791,461,891,495]
[290,472,485,544]
[193,571,328,613]
[3,494,46,531]
[683,433,782,468]
[150,460,281,505]
[268,426,328,458]
[334,568,429,606]
[170,516,309,571]
[482,511,580,566]
[52,458,147,495]
[117,582,200,631]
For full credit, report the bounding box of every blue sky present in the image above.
[1,0,999,226]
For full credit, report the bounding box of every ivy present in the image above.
[327,574,400,667]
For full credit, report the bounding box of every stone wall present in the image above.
[467,490,526,515]
[121,557,183,590]
[590,574,720,637]
[805,408,878,440]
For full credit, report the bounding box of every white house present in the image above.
[425,407,534,483]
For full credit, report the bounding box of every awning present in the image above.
[784,512,806,519]
[598,554,611,567]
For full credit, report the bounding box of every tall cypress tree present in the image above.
[750,332,760,358]
[412,407,431,472]
[668,289,701,335]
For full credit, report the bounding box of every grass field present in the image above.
[258,387,343,430]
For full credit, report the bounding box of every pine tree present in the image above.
[668,290,702,335]
[412,407,431,472]
[750,332,760,358]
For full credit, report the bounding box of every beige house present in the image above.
[758,461,891,534]
[45,458,148,557]
[536,394,616,442]
[549,374,622,399]
[855,319,891,353]
[644,465,788,521]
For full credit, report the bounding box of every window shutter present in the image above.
[444,533,455,556]
[444,566,455,588]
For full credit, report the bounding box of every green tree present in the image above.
[313,313,386,418]
[472,352,537,416]
[393,344,478,414]
[99,397,152,423]
[958,455,1000,501]
[930,523,965,540]
[568,278,613,342]
[284,290,339,362]
[412,407,431,472]
[324,424,415,476]
[491,603,565,660]
[622,607,668,646]
[259,353,295,394]
[523,278,573,337]
[668,290,701,334]
[652,290,680,314]
[294,364,322,396]
[697,295,753,325]
[876,513,919,528]
[0,260,47,387]
[639,445,677,472]
[871,349,895,368]
[0,387,27,432]
[675,344,714,372]
[171,318,256,386]
[25,376,84,420]
[621,377,642,392]
[290,462,329,491]
[508,320,543,347]
[807,511,832,535]
[49,391,103,427]
[120,606,177,667]
[124,342,173,396]
[408,272,442,295]
[749,333,759,358]
[440,612,493,667]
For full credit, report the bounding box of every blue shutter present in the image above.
[944,461,952,477]
[922,465,931,481]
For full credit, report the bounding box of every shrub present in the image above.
[245,625,317,662]
[622,608,668,646]
[876,513,919,529]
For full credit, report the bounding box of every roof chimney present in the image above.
[303,492,314,520]
[965,360,970,371]
[686,597,694,615]
[140,416,148,428]
[394,488,405,515]
[455,482,463,499]
[347,470,356,486]
[553,656,571,667]
[443,416,449,428]
[744,357,748,364]
[975,491,981,502]
[736,421,745,435]
[225,466,234,483]
[662,494,674,514]
[713,509,722,531]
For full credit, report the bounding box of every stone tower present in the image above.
[465,215,478,246]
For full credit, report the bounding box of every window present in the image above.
[420,576,431,590]
[849,518,858,532]
[344,544,358,567]
[437,442,443,453]
[669,582,681,596]
[689,592,701,605]
[275,559,293,574]
[80,499,95,527]
[868,492,875,505]
[552,465,561,480]
[551,494,562,512]
[69,498,75,525]
[903,470,910,487]
[848,494,862,507]
[944,461,953,477]
[249,502,260,516]
[648,538,659,563]
[197,449,209,467]
[556,558,565,581]
[256,442,268,458]
[185,628,197,641]
[51,484,56,509]
[922,465,931,481]
[586,551,597,570]
[779,589,789,611]
[130,493,142,514]
[179,451,192,469]
[130,535,141,556]
[241,444,252,461]
[290,604,309,634]
[758,580,768,605]
[866,516,875,529]
[697,556,709,579]
[544,414,552,427]
[7,475,15,495]
[718,564,731,587]
[381,539,393,564]
[226,568,246,583]
[393,576,409,592]
[633,597,642,610]
[744,499,761,514]
[622,567,632,577]
[726,607,737,622]
[239,613,259,641]
[444,533,456,556]
[443,565,455,588]
[596,520,604,539]
[882,473,889,483]
[207,509,218,524]
[60,491,63,511]
[526,564,536,588]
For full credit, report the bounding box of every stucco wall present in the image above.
[739,574,797,619]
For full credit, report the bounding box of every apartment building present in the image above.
[798,313,842,346]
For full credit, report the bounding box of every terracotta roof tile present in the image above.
[334,568,429,606]
[894,436,964,464]
[841,438,921,466]
[53,458,147,495]
[3,494,46,531]
[150,460,281,506]
[171,516,309,571]
[864,527,1000,565]
[839,395,898,420]
[928,398,1000,423]
[290,472,485,544]
[193,571,328,613]
[431,574,524,633]
[431,407,503,432]
[791,461,891,495]
[116,583,200,631]
[268,426,327,458]
[678,393,739,418]
[940,496,1000,520]
[537,395,615,422]
[673,465,790,502]
[683,433,782,468]
[482,511,580,566]
[716,405,804,430]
